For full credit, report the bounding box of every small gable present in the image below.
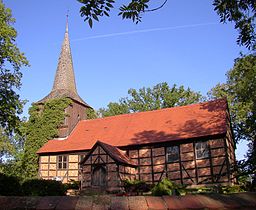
[81,141,136,167]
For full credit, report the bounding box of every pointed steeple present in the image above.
[37,17,90,108]
[52,15,77,94]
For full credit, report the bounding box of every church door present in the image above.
[92,166,106,187]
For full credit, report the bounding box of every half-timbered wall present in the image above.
[39,152,88,183]
[226,118,236,183]
[127,137,235,186]
[39,136,235,187]
[81,145,136,190]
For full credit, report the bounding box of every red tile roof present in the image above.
[37,98,228,154]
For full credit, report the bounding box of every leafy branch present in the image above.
[77,0,255,51]
[213,0,256,50]
[77,0,167,26]
[78,0,115,28]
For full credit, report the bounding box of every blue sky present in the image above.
[4,0,248,159]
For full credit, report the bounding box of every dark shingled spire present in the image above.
[37,18,90,107]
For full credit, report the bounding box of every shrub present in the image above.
[221,185,245,194]
[0,173,22,196]
[187,184,246,194]
[151,178,183,196]
[22,179,66,196]
[123,179,150,194]
[63,179,80,191]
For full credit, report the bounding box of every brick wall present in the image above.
[58,100,87,138]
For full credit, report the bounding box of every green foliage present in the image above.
[78,0,114,28]
[21,98,72,179]
[85,108,99,119]
[63,179,80,190]
[99,82,203,117]
[237,174,256,191]
[0,1,29,160]
[0,129,15,161]
[208,54,256,177]
[119,0,153,24]
[77,0,167,27]
[0,154,24,179]
[0,173,66,196]
[0,173,22,196]
[187,186,215,194]
[151,178,182,196]
[22,179,66,196]
[123,179,150,194]
[99,102,130,117]
[187,184,246,194]
[213,0,255,50]
[77,0,255,51]
[221,185,244,194]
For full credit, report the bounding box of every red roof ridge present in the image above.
[37,98,228,154]
[82,98,227,123]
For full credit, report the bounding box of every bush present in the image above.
[221,185,245,194]
[186,184,246,194]
[151,178,183,196]
[63,179,80,191]
[123,179,150,194]
[22,179,66,196]
[0,173,22,196]
[187,186,215,194]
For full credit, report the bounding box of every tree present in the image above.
[77,0,255,50]
[99,101,130,117]
[213,0,255,50]
[0,128,15,163]
[21,98,71,179]
[0,1,29,160]
[208,54,256,177]
[99,82,203,117]
[85,108,99,119]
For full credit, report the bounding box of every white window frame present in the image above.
[166,146,179,163]
[195,141,209,159]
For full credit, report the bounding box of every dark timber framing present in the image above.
[39,132,236,189]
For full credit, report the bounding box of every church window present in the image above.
[58,155,68,169]
[195,142,209,159]
[166,146,179,162]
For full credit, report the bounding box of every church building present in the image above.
[37,21,236,191]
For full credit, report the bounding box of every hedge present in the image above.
[0,173,66,196]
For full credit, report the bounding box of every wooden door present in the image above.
[92,166,106,187]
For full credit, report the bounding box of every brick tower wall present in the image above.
[58,100,87,138]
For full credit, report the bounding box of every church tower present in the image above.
[37,18,91,138]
